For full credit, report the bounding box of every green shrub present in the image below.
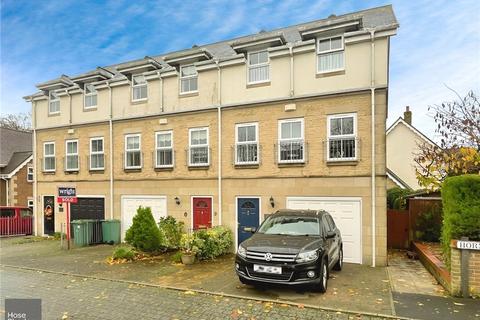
[53,232,65,240]
[112,246,136,260]
[125,206,164,252]
[194,226,233,260]
[180,233,204,256]
[170,251,183,263]
[416,208,442,242]
[387,187,410,209]
[158,216,185,250]
[441,174,480,267]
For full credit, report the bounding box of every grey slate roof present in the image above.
[0,127,32,168]
[30,5,398,95]
[0,151,32,175]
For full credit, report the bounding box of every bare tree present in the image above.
[0,112,32,131]
[415,90,480,190]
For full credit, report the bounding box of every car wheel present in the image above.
[318,259,328,293]
[333,248,343,271]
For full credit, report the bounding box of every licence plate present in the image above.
[253,264,282,274]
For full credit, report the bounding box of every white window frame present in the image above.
[124,134,142,169]
[27,199,34,210]
[235,122,259,165]
[188,127,209,167]
[89,137,105,171]
[131,74,148,102]
[278,118,305,164]
[48,91,60,114]
[65,139,79,171]
[84,83,98,109]
[43,142,56,172]
[327,113,357,161]
[155,130,174,168]
[247,49,270,84]
[316,35,345,74]
[180,64,198,94]
[27,167,34,182]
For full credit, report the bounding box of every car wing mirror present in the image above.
[243,227,256,233]
[326,230,335,239]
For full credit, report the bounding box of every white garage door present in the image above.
[286,197,362,264]
[121,195,167,241]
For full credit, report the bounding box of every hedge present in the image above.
[441,174,480,267]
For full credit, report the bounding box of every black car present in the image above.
[235,209,342,292]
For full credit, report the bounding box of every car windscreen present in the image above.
[257,216,320,236]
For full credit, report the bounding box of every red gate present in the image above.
[387,209,409,249]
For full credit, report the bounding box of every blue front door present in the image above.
[237,197,260,246]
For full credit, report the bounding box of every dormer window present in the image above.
[132,74,147,101]
[84,83,97,109]
[180,65,198,94]
[49,91,60,114]
[317,36,344,73]
[248,50,269,84]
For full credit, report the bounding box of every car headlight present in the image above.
[296,250,318,263]
[237,245,247,258]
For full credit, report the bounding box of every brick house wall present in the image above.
[450,240,480,297]
[11,160,34,207]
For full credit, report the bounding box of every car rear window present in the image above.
[0,209,15,217]
[257,216,320,236]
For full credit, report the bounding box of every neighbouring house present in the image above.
[24,5,398,266]
[0,127,34,208]
[386,106,437,190]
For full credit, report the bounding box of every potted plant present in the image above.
[180,233,202,265]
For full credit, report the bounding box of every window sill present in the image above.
[246,81,270,89]
[277,162,305,168]
[326,160,359,166]
[89,169,105,173]
[188,165,210,170]
[235,163,260,169]
[154,166,174,172]
[42,170,56,175]
[316,69,345,78]
[179,91,199,98]
[131,99,148,105]
[48,112,60,117]
[124,168,142,172]
[64,170,79,174]
[83,107,98,112]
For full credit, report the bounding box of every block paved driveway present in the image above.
[1,266,392,320]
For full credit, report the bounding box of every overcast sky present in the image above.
[1,0,479,141]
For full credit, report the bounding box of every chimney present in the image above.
[403,106,412,125]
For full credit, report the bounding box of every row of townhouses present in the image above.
[24,5,398,266]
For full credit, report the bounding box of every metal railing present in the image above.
[326,137,359,161]
[0,216,33,236]
[234,143,260,165]
[277,140,306,164]
[187,147,210,167]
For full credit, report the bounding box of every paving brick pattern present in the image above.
[1,267,393,320]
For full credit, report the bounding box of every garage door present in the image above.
[286,197,362,264]
[121,196,167,241]
[70,197,105,220]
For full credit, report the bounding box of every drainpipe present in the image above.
[157,71,164,113]
[369,29,376,267]
[33,100,38,235]
[289,44,294,97]
[107,82,114,219]
[67,90,72,125]
[216,59,222,225]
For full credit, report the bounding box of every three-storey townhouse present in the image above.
[24,5,398,266]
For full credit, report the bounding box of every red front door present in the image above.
[193,197,212,230]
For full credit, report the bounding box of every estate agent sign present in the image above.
[57,186,77,249]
